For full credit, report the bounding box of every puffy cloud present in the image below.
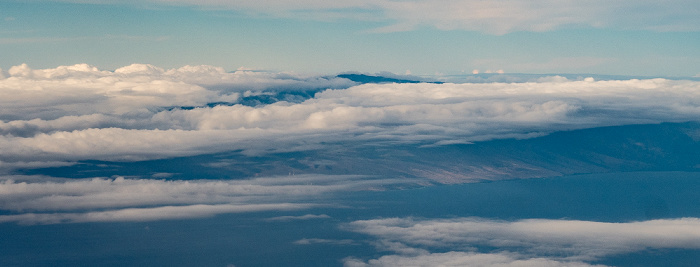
[0,174,419,224]
[0,64,219,120]
[8,63,109,79]
[2,63,700,167]
[345,217,700,265]
[114,63,167,76]
[0,63,351,120]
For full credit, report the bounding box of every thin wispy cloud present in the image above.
[0,203,310,225]
[373,0,700,34]
[294,238,357,246]
[266,214,331,222]
[53,0,700,34]
[0,174,418,224]
[345,217,700,266]
[0,35,169,45]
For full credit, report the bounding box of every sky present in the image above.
[2,1,700,266]
[1,0,699,76]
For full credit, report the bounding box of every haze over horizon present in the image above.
[2,0,699,76]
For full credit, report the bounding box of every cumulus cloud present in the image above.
[1,64,700,167]
[0,64,351,120]
[0,64,219,120]
[345,217,700,266]
[0,174,419,224]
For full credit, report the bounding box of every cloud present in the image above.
[294,238,357,245]
[0,64,219,120]
[2,64,700,167]
[473,57,616,74]
[0,63,352,120]
[0,203,310,225]
[266,214,331,222]
[0,174,420,224]
[0,160,75,174]
[343,252,604,267]
[369,0,698,34]
[345,217,700,266]
[0,175,408,212]
[114,63,355,92]
[57,0,700,34]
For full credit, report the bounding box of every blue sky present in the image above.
[1,0,698,76]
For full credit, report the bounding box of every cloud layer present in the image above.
[64,0,700,34]
[0,174,417,224]
[1,64,700,169]
[345,217,700,266]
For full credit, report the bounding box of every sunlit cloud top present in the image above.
[1,63,699,169]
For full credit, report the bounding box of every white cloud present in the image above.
[2,64,700,168]
[0,160,75,173]
[0,175,408,212]
[0,64,218,120]
[345,217,700,265]
[55,0,700,34]
[266,214,331,222]
[0,174,419,224]
[0,203,309,225]
[0,63,352,120]
[343,251,604,267]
